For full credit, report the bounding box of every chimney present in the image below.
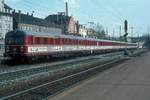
[31,11,34,17]
[2,0,4,4]
[18,10,21,14]
[27,12,29,16]
[66,2,68,16]
[18,10,21,24]
[13,9,15,13]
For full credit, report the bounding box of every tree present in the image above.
[94,23,106,38]
[142,34,150,48]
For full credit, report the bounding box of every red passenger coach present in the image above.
[5,30,138,63]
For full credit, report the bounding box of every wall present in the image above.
[18,23,62,35]
[67,16,77,34]
[0,15,13,38]
[0,1,13,39]
[0,0,4,9]
[79,25,88,37]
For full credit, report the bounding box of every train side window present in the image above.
[36,37,40,44]
[71,39,73,45]
[59,37,62,45]
[81,40,83,45]
[43,37,47,44]
[50,38,53,44]
[40,37,44,44]
[47,38,50,44]
[74,39,76,45]
[30,36,34,44]
[70,39,72,45]
[53,37,56,45]
[67,38,69,45]
[56,38,59,45]
[64,38,67,45]
[62,38,64,44]
[76,40,78,45]
[67,39,69,45]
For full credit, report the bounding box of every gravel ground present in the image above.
[49,50,149,100]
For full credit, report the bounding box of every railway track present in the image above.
[0,57,103,85]
[0,51,123,72]
[0,55,128,100]
[0,49,147,100]
[0,52,124,99]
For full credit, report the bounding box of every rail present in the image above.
[0,56,128,100]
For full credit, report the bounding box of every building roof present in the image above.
[0,3,12,15]
[13,12,49,27]
[4,4,12,10]
[45,14,71,25]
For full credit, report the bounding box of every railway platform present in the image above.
[50,51,150,100]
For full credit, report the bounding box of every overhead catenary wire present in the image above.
[10,2,50,17]
[9,0,123,31]
[89,0,123,22]
[98,0,125,20]
[10,0,58,18]
[21,0,57,14]
[56,0,106,26]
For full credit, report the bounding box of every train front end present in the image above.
[5,30,26,61]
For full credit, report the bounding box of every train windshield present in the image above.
[5,37,24,45]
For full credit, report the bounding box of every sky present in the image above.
[4,0,150,36]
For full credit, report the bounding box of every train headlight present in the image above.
[13,48,17,51]
[6,46,9,52]
[6,49,9,52]
[21,46,24,52]
[6,46,9,50]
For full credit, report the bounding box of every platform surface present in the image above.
[50,51,150,100]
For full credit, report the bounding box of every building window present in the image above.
[0,23,2,29]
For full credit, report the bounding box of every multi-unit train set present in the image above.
[4,30,138,63]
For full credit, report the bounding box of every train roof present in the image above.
[6,30,136,44]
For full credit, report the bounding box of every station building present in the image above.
[45,13,78,35]
[12,11,62,35]
[0,0,13,51]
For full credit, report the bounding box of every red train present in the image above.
[5,30,137,63]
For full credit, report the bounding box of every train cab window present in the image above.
[16,38,24,44]
[5,38,14,44]
[5,37,24,45]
